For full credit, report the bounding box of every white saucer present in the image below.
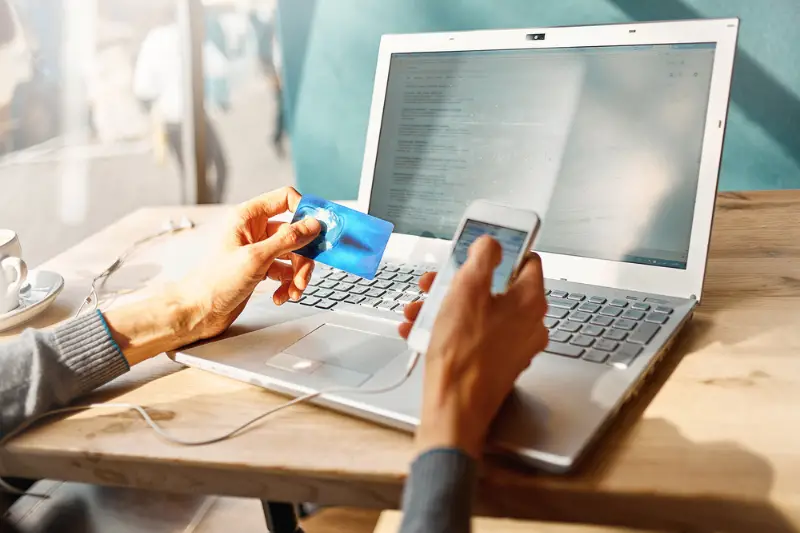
[0,270,65,333]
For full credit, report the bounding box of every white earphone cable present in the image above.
[0,351,422,499]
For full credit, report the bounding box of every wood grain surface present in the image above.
[2,192,800,533]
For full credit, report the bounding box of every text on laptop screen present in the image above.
[368,43,717,269]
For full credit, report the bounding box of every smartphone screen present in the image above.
[415,220,530,334]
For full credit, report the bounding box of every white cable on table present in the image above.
[0,351,422,499]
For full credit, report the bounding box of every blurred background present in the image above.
[1,0,798,265]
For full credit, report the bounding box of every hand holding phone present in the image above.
[407,200,542,354]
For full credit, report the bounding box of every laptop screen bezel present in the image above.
[356,19,739,301]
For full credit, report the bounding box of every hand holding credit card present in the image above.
[291,195,394,279]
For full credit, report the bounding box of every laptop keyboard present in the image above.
[294,263,433,315]
[291,265,673,370]
[543,290,673,368]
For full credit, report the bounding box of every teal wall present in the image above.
[278,0,800,199]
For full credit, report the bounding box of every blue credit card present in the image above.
[291,195,394,280]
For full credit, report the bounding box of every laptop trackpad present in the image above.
[268,324,408,388]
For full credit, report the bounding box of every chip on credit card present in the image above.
[291,195,394,280]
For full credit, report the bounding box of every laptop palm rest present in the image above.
[267,324,408,389]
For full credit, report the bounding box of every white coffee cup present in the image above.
[1,229,28,314]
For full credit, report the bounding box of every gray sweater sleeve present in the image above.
[399,448,478,533]
[0,311,129,439]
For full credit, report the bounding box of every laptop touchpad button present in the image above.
[283,324,408,376]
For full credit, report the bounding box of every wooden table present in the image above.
[2,191,800,533]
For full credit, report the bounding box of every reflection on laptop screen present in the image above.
[368,43,716,269]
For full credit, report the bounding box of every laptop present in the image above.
[174,18,739,473]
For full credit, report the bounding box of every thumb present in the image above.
[253,217,322,261]
[452,235,502,296]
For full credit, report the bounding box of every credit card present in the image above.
[291,195,394,280]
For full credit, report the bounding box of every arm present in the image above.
[1,188,321,440]
[397,240,549,533]
[399,449,477,533]
[0,295,203,438]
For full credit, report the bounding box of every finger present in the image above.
[404,300,424,321]
[265,260,294,282]
[398,321,413,339]
[291,254,315,291]
[238,186,303,220]
[453,235,502,295]
[273,280,292,306]
[419,272,436,294]
[505,252,546,312]
[254,217,322,262]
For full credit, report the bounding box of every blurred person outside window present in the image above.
[248,4,284,157]
[133,6,230,204]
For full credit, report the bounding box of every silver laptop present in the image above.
[174,18,739,473]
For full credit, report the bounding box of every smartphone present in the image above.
[407,200,541,354]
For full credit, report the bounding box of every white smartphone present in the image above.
[407,200,542,354]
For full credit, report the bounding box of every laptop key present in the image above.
[336,282,354,292]
[377,272,397,281]
[590,315,614,327]
[308,278,324,287]
[559,321,582,333]
[343,274,361,284]
[392,282,410,292]
[608,343,643,368]
[315,300,337,310]
[357,278,376,286]
[645,312,670,324]
[383,291,403,301]
[300,296,321,306]
[621,309,645,321]
[604,329,628,341]
[631,302,651,311]
[568,311,591,323]
[610,299,628,308]
[315,289,334,299]
[328,272,347,281]
[383,265,400,273]
[320,280,338,290]
[589,296,607,304]
[545,308,569,319]
[594,339,619,352]
[581,325,604,337]
[350,285,369,295]
[394,274,413,283]
[549,330,572,343]
[578,302,601,313]
[544,341,584,358]
[629,322,661,344]
[398,293,418,304]
[329,291,348,302]
[548,297,577,310]
[570,335,595,348]
[567,293,586,301]
[376,301,397,311]
[304,287,319,296]
[655,305,674,314]
[614,318,637,331]
[543,317,559,329]
[360,297,380,307]
[599,306,622,317]
[407,286,422,295]
[399,267,414,274]
[374,280,393,290]
[366,288,385,298]
[584,350,609,364]
[345,295,365,305]
[551,290,568,298]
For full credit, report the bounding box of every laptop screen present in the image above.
[368,43,717,270]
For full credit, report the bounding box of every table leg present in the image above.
[261,501,305,533]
